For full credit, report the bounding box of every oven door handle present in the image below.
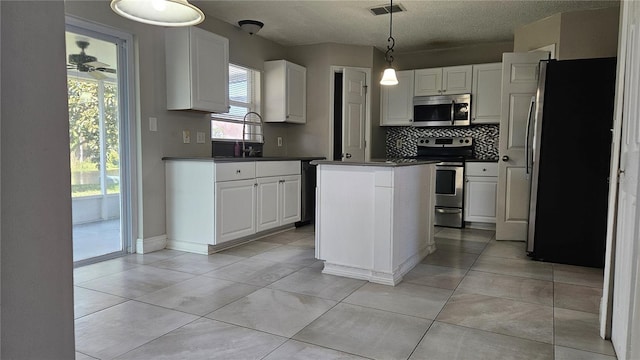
[525,95,535,176]
[436,208,462,214]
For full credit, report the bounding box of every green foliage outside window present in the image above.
[68,77,120,197]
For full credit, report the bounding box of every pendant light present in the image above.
[380,0,398,86]
[110,0,205,27]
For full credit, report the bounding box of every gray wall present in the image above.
[559,7,619,60]
[1,1,75,358]
[513,13,562,53]
[514,7,619,59]
[393,41,514,70]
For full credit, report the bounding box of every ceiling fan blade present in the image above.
[84,60,110,68]
[97,67,117,74]
[88,70,107,80]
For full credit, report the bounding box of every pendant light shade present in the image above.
[380,67,399,85]
[110,0,205,27]
[380,0,398,86]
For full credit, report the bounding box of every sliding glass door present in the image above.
[66,21,134,265]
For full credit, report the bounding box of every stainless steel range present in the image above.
[416,137,473,228]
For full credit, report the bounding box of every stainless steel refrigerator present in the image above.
[526,58,616,268]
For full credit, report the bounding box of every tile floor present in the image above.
[74,226,617,360]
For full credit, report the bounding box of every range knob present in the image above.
[425,139,429,144]
[465,139,470,143]
[419,139,424,144]
[459,139,464,143]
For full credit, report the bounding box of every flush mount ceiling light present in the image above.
[110,0,205,27]
[238,20,264,35]
[380,0,399,86]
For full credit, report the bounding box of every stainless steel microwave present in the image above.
[413,94,471,127]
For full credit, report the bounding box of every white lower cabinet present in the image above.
[256,177,280,232]
[215,179,257,243]
[165,159,301,254]
[256,175,301,233]
[464,162,498,224]
[281,175,301,224]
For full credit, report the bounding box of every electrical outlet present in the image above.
[182,130,191,144]
[196,131,206,144]
[149,117,158,132]
[277,137,283,147]
[396,139,403,149]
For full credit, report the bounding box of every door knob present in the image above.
[345,153,352,159]
[502,155,510,162]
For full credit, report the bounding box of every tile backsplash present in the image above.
[385,124,500,160]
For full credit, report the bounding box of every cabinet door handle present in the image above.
[236,169,241,174]
[254,183,258,187]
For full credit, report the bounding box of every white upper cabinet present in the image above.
[165,27,229,113]
[381,70,415,126]
[414,68,442,96]
[264,60,307,123]
[414,65,472,96]
[471,63,502,124]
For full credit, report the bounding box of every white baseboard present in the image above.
[165,240,211,255]
[136,234,167,254]
[464,221,496,231]
[323,263,398,285]
[322,244,435,286]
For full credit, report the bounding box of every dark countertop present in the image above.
[311,159,439,167]
[466,158,499,163]
[162,156,326,162]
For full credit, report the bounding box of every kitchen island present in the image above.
[312,160,438,285]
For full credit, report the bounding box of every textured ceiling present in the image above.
[193,0,619,52]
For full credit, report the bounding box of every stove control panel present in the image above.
[418,137,473,148]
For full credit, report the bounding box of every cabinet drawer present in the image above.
[215,162,256,181]
[465,162,498,177]
[256,161,300,177]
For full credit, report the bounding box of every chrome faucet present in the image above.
[242,111,263,157]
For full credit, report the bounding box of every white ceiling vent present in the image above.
[370,3,406,16]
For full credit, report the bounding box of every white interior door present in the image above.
[342,69,366,162]
[609,2,640,358]
[495,52,548,241]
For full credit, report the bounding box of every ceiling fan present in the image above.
[67,40,116,80]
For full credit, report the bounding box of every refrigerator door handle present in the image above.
[525,96,536,176]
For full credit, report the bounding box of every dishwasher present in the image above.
[295,160,319,227]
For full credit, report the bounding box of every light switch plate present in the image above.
[182,130,191,144]
[277,137,283,147]
[196,131,206,143]
[149,117,157,132]
[396,139,403,149]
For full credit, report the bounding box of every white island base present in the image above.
[314,161,437,286]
